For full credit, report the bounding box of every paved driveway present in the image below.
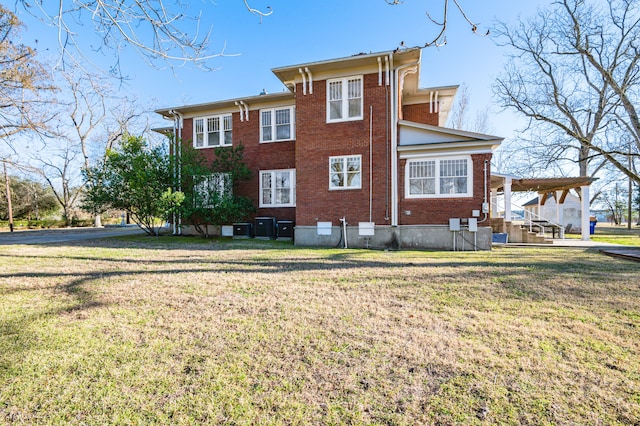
[0,226,146,245]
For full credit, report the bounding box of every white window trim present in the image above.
[195,173,231,208]
[259,106,295,143]
[329,155,362,190]
[405,155,473,199]
[259,169,296,208]
[193,114,233,149]
[326,75,363,123]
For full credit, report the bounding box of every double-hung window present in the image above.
[194,173,230,208]
[327,76,363,122]
[406,156,472,198]
[260,169,296,207]
[260,107,295,142]
[329,155,361,190]
[194,114,232,148]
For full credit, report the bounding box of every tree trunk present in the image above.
[3,162,14,232]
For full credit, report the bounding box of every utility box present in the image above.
[358,222,375,236]
[233,222,253,238]
[276,220,294,240]
[221,225,234,237]
[255,217,276,239]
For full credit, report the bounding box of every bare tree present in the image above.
[16,1,272,76]
[27,69,148,226]
[494,0,639,184]
[387,0,488,47]
[447,83,493,133]
[30,140,84,225]
[0,5,55,151]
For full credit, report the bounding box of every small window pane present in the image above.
[276,125,290,140]
[348,98,361,118]
[208,131,220,146]
[329,81,342,101]
[223,115,232,131]
[262,111,272,141]
[329,100,342,120]
[262,126,272,141]
[261,173,272,205]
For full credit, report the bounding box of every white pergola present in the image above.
[491,175,597,241]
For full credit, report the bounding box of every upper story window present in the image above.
[260,169,296,207]
[329,155,361,190]
[327,76,363,123]
[406,156,472,198]
[260,107,295,142]
[194,114,232,148]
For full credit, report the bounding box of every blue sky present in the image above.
[14,0,552,140]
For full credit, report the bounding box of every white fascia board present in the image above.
[156,92,294,119]
[398,143,500,159]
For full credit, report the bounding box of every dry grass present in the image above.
[1,237,639,425]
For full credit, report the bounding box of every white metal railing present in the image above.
[492,196,565,239]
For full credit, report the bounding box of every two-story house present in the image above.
[156,47,503,250]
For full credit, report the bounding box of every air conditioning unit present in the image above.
[276,220,295,240]
[233,222,253,238]
[254,217,276,239]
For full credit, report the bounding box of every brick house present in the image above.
[156,48,503,250]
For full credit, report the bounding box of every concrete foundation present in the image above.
[294,225,492,251]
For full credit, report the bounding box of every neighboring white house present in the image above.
[523,192,583,232]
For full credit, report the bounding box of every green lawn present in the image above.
[566,222,640,246]
[1,237,639,425]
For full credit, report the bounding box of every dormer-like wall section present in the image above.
[402,85,458,127]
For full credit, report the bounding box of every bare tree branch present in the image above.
[16,0,273,77]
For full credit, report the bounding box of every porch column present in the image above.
[504,177,512,222]
[491,189,499,218]
[581,185,590,241]
[556,190,563,226]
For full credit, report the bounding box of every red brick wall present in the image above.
[294,73,393,226]
[402,103,439,126]
[179,113,297,222]
[398,153,492,224]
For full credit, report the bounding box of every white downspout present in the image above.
[305,67,313,94]
[175,111,183,235]
[235,102,244,122]
[168,109,183,235]
[390,54,398,227]
[369,105,373,222]
[391,57,420,227]
[299,68,307,95]
[377,57,382,86]
[385,56,390,86]
[240,100,249,121]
